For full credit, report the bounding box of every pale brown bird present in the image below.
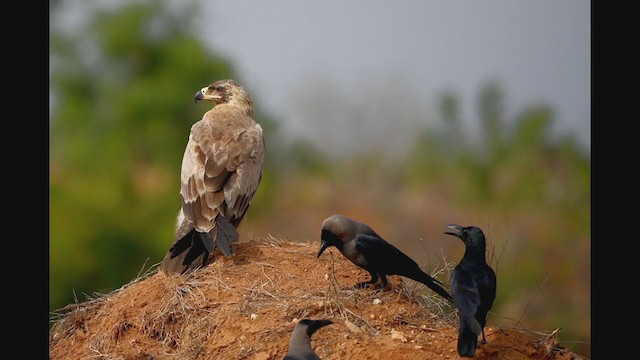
[160,79,265,275]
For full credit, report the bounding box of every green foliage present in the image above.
[406,83,589,214]
[287,140,332,175]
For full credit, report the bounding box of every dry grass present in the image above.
[49,236,582,360]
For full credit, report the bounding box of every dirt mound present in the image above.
[49,237,580,359]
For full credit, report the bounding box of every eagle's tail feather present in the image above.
[213,215,239,257]
[160,230,213,275]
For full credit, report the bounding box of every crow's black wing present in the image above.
[451,266,483,336]
[355,234,420,275]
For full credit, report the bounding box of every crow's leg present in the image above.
[354,273,379,288]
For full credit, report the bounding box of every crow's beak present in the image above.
[444,224,464,239]
[310,319,333,332]
[317,240,330,258]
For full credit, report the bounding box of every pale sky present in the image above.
[198,1,590,154]
[52,0,591,155]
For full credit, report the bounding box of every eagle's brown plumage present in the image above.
[160,79,265,275]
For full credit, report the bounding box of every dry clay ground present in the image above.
[49,237,581,360]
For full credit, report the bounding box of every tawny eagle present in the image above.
[160,79,265,275]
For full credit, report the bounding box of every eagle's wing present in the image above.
[180,112,265,233]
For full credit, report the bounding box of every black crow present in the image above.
[445,224,497,358]
[317,214,453,302]
[283,319,333,360]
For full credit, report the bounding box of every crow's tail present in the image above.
[415,271,454,303]
[457,319,479,358]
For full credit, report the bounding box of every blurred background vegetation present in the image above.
[50,1,590,357]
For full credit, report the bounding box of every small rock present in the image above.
[250,313,258,320]
[391,330,408,342]
[372,298,382,305]
[344,320,362,333]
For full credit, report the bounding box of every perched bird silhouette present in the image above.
[445,224,497,358]
[160,79,265,275]
[283,319,333,360]
[317,214,453,302]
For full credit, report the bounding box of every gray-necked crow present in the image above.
[318,214,453,302]
[283,319,333,360]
